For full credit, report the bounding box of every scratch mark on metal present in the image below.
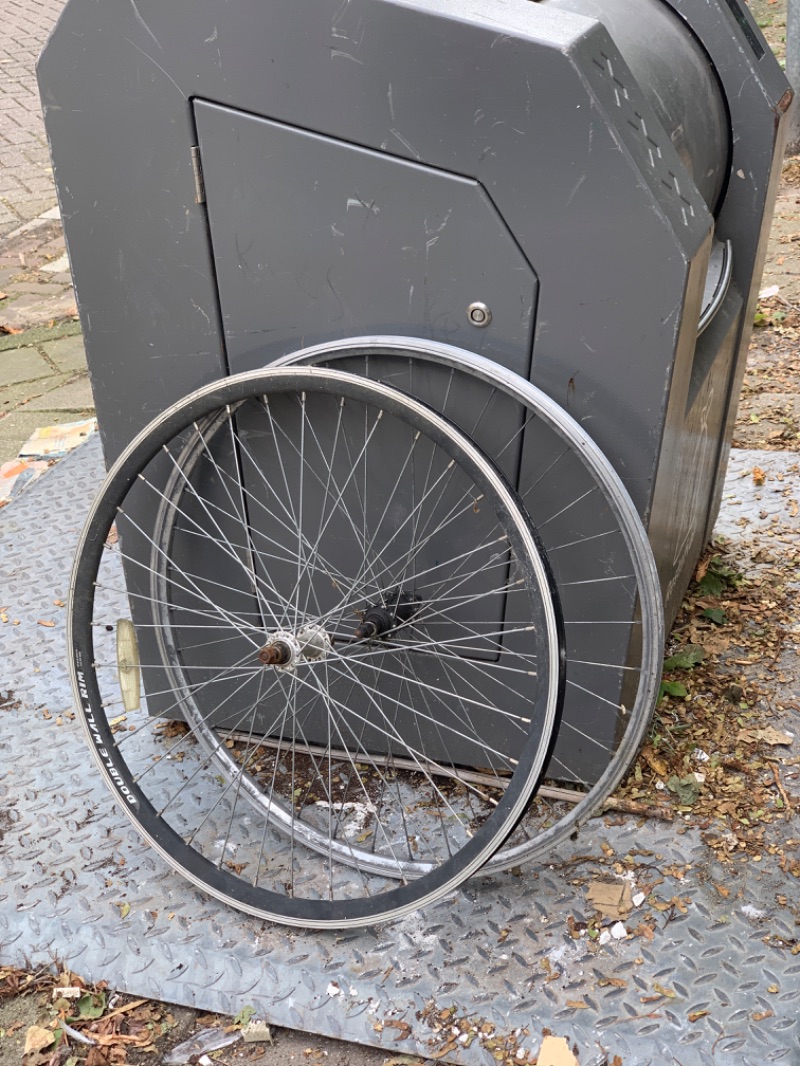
[347,196,379,215]
[125,38,183,96]
[191,300,211,328]
[566,175,586,207]
[330,49,364,65]
[129,0,163,51]
[387,83,395,122]
[390,128,420,160]
[326,269,349,322]
[424,210,452,238]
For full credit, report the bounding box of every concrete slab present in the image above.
[3,281,70,295]
[0,290,77,330]
[0,373,72,415]
[26,376,94,412]
[0,345,52,388]
[42,333,86,375]
[40,253,69,273]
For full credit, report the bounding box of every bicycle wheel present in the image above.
[69,366,563,927]
[272,339,664,873]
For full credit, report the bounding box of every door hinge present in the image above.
[190,146,206,204]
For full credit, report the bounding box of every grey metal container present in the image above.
[38,0,791,780]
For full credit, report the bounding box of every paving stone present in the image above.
[0,0,63,239]
[0,345,52,388]
[4,281,68,295]
[27,376,94,412]
[0,290,77,330]
[37,237,65,256]
[41,253,69,273]
[0,267,20,286]
[42,333,86,374]
[0,372,71,413]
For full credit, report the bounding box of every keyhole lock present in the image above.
[467,302,492,327]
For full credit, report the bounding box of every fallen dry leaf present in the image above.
[23,1025,55,1055]
[641,744,670,778]
[384,1020,412,1041]
[652,983,676,998]
[737,726,793,746]
[754,726,794,746]
[37,619,56,628]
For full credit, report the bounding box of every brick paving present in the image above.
[0,0,88,472]
[0,324,91,465]
[0,0,67,237]
[0,0,77,330]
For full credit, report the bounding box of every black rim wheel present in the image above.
[69,366,564,928]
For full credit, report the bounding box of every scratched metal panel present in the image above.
[37,0,710,499]
[2,439,800,1065]
[195,102,537,376]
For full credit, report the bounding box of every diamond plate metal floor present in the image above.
[2,437,799,1066]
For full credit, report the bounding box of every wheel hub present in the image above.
[258,625,332,671]
[353,590,422,641]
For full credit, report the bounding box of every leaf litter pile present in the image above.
[617,538,799,883]
[0,966,274,1066]
[737,288,800,452]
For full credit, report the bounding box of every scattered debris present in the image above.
[0,458,50,504]
[162,1026,242,1064]
[18,417,97,460]
[586,880,632,920]
[0,418,98,507]
[536,1035,579,1066]
[241,1018,274,1044]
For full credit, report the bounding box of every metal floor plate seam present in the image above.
[1,437,800,1066]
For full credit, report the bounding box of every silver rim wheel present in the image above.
[270,339,664,874]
